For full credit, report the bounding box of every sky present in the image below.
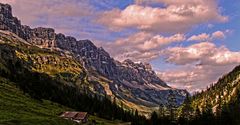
[1,0,240,93]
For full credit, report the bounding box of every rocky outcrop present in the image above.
[55,33,118,78]
[0,3,25,38]
[0,3,187,107]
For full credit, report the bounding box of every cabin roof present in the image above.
[75,112,88,120]
[60,111,88,120]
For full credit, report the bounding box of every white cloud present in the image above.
[98,0,228,33]
[212,31,225,39]
[138,34,185,50]
[163,42,240,66]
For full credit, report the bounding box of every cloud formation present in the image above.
[212,31,226,39]
[97,32,185,62]
[99,30,229,63]
[98,0,228,33]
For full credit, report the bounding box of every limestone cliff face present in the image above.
[0,3,187,107]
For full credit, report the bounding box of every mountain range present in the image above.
[0,3,187,113]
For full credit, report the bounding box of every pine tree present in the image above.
[221,102,232,125]
[158,104,165,118]
[194,107,201,121]
[216,95,222,119]
[179,93,193,124]
[202,100,214,124]
[232,88,240,124]
[167,90,177,121]
[150,111,158,125]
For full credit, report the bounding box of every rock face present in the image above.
[0,3,187,107]
[119,59,168,87]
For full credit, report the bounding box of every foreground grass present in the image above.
[0,77,77,125]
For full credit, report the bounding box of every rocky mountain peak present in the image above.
[0,3,12,18]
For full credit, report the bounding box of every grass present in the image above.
[89,116,131,125]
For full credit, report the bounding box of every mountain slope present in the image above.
[0,3,187,110]
[175,65,240,125]
[190,65,240,111]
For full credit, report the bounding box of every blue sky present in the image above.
[1,0,240,93]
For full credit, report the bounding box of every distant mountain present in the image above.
[0,3,187,112]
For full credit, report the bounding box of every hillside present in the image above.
[0,77,131,125]
[175,65,240,124]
